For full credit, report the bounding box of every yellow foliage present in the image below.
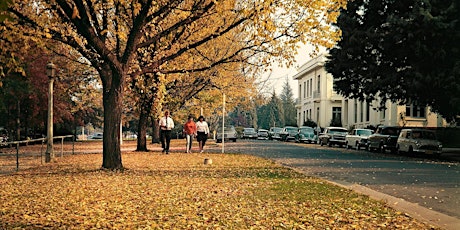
[0,142,438,229]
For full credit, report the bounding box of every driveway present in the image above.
[208,140,460,228]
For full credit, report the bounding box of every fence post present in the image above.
[16,142,19,171]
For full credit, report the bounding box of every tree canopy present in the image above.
[326,0,460,122]
[1,0,346,169]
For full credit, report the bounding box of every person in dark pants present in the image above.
[196,115,210,153]
[159,110,174,153]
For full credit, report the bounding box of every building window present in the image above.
[354,99,358,123]
[317,75,320,92]
[406,104,426,118]
[366,102,370,121]
[360,101,364,122]
[310,79,313,97]
[380,109,386,120]
[303,111,306,123]
[303,82,306,98]
[298,84,301,99]
[332,107,342,122]
[316,107,320,123]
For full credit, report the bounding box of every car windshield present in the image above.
[244,128,255,132]
[329,129,347,134]
[357,129,372,136]
[381,128,399,135]
[299,127,314,134]
[412,131,437,140]
[272,128,283,133]
[286,127,298,133]
[218,127,235,133]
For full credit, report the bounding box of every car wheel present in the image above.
[346,142,350,149]
[328,141,332,147]
[379,143,385,153]
[232,138,236,142]
[319,139,324,146]
[355,142,360,150]
[408,146,414,155]
[397,145,403,155]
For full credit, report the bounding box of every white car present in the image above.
[345,128,373,150]
[89,133,103,139]
[257,129,269,140]
[397,129,442,155]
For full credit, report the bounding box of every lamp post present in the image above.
[45,62,56,163]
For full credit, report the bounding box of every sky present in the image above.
[263,43,317,99]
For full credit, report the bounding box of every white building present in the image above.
[293,54,446,128]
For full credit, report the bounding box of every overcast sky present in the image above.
[263,43,325,99]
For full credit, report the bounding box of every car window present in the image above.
[411,131,421,139]
[422,131,437,140]
[330,129,347,134]
[357,130,372,136]
[382,128,399,135]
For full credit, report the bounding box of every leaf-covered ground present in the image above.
[0,142,438,229]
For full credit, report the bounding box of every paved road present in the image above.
[208,140,460,222]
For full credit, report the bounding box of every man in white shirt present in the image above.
[159,110,174,153]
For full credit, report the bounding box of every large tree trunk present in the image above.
[151,117,160,144]
[101,68,124,170]
[136,107,149,151]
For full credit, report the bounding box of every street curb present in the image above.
[329,180,460,230]
[281,164,460,230]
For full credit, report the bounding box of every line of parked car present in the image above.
[221,125,443,156]
[317,126,443,156]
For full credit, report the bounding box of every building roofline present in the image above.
[293,53,328,80]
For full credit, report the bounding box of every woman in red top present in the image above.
[183,115,197,153]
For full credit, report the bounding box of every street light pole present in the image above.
[45,62,56,163]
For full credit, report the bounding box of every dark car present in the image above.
[280,126,298,142]
[268,127,283,140]
[368,126,401,153]
[242,128,257,139]
[318,127,348,147]
[295,126,317,143]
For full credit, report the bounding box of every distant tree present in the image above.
[329,117,342,127]
[280,78,296,126]
[326,0,460,122]
[303,119,317,128]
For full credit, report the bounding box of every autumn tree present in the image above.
[2,0,346,169]
[326,0,460,122]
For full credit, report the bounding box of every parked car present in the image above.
[368,126,401,153]
[216,126,238,143]
[345,128,373,150]
[257,129,269,140]
[280,126,299,142]
[89,133,103,139]
[295,126,317,143]
[318,127,348,147]
[268,127,283,140]
[242,128,258,139]
[397,129,442,155]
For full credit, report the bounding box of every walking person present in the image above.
[196,115,210,153]
[183,115,197,153]
[159,110,174,154]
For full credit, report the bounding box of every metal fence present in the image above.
[0,135,74,174]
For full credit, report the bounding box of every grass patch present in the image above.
[0,150,438,229]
